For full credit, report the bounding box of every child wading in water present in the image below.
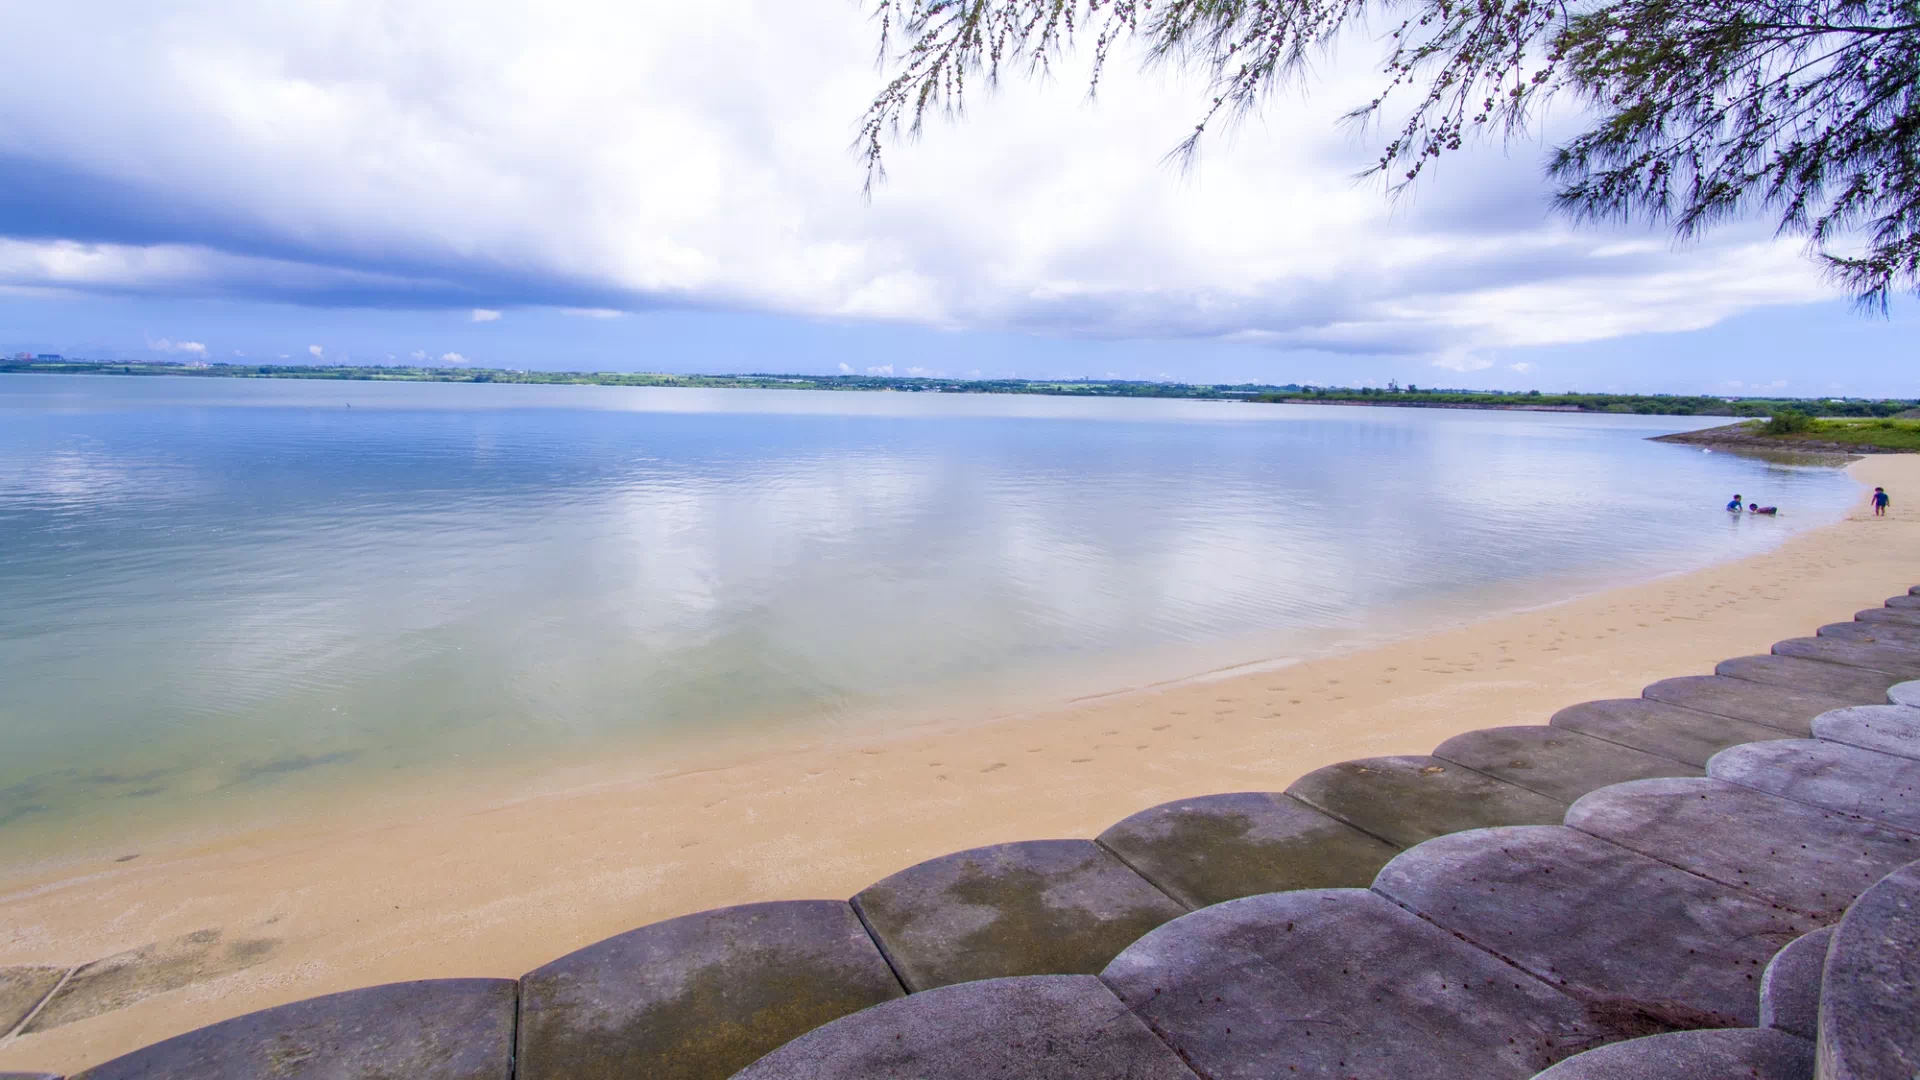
[1873,487,1891,516]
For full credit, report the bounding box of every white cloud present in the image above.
[560,307,624,319]
[1509,362,1535,374]
[1432,348,1494,373]
[145,335,207,356]
[866,364,894,376]
[410,350,429,361]
[441,351,469,364]
[0,1,1843,362]
[837,362,853,374]
[308,344,324,358]
[906,365,931,377]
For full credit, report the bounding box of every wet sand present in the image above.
[3,454,1917,1074]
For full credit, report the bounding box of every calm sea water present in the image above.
[0,375,1858,859]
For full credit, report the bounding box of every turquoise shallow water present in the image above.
[0,375,1857,857]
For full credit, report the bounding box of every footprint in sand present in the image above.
[1152,724,1171,731]
[981,762,1007,773]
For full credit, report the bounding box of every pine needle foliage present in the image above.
[861,0,1920,309]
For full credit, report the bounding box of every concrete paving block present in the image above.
[1885,593,1920,610]
[1434,725,1701,804]
[1372,826,1816,1028]
[1640,675,1853,736]
[1817,620,1920,651]
[1814,704,1920,760]
[1853,606,1920,629]
[1714,655,1900,703]
[1552,698,1793,767]
[1100,888,1609,1079]
[851,840,1184,992]
[71,979,515,1080]
[23,929,279,1034]
[1284,755,1566,849]
[1708,739,1920,834]
[1772,637,1920,678]
[1889,679,1920,706]
[0,1073,63,1079]
[1529,1028,1813,1080]
[0,967,65,1036]
[1759,926,1832,1040]
[518,901,903,1080]
[1817,859,1920,1080]
[1565,777,1918,919]
[1095,792,1398,910]
[731,974,1198,1080]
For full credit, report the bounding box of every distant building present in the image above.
[35,353,62,360]
[13,352,31,361]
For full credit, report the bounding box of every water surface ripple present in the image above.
[0,376,1855,856]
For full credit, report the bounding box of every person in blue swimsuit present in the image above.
[1873,487,1891,516]
[1727,494,1743,512]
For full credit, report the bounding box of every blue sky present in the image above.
[0,2,1911,395]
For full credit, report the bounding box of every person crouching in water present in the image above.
[1748,503,1778,516]
[1727,493,1744,512]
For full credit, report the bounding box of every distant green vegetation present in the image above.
[3,358,1915,419]
[1762,417,1920,452]
[1258,386,1920,418]
[1764,410,1814,435]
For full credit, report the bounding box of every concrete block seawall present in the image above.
[7,591,1920,1079]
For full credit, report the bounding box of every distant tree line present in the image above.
[3,358,1912,417]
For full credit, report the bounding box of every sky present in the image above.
[0,1,1911,395]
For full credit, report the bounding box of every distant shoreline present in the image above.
[4,360,1914,420]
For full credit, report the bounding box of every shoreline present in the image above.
[4,455,1919,1074]
[2,366,1908,419]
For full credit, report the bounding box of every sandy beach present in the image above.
[4,452,1918,1075]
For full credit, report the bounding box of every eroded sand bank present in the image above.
[4,454,1918,1074]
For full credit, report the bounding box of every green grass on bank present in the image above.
[1770,416,1920,451]
[1715,413,1920,451]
